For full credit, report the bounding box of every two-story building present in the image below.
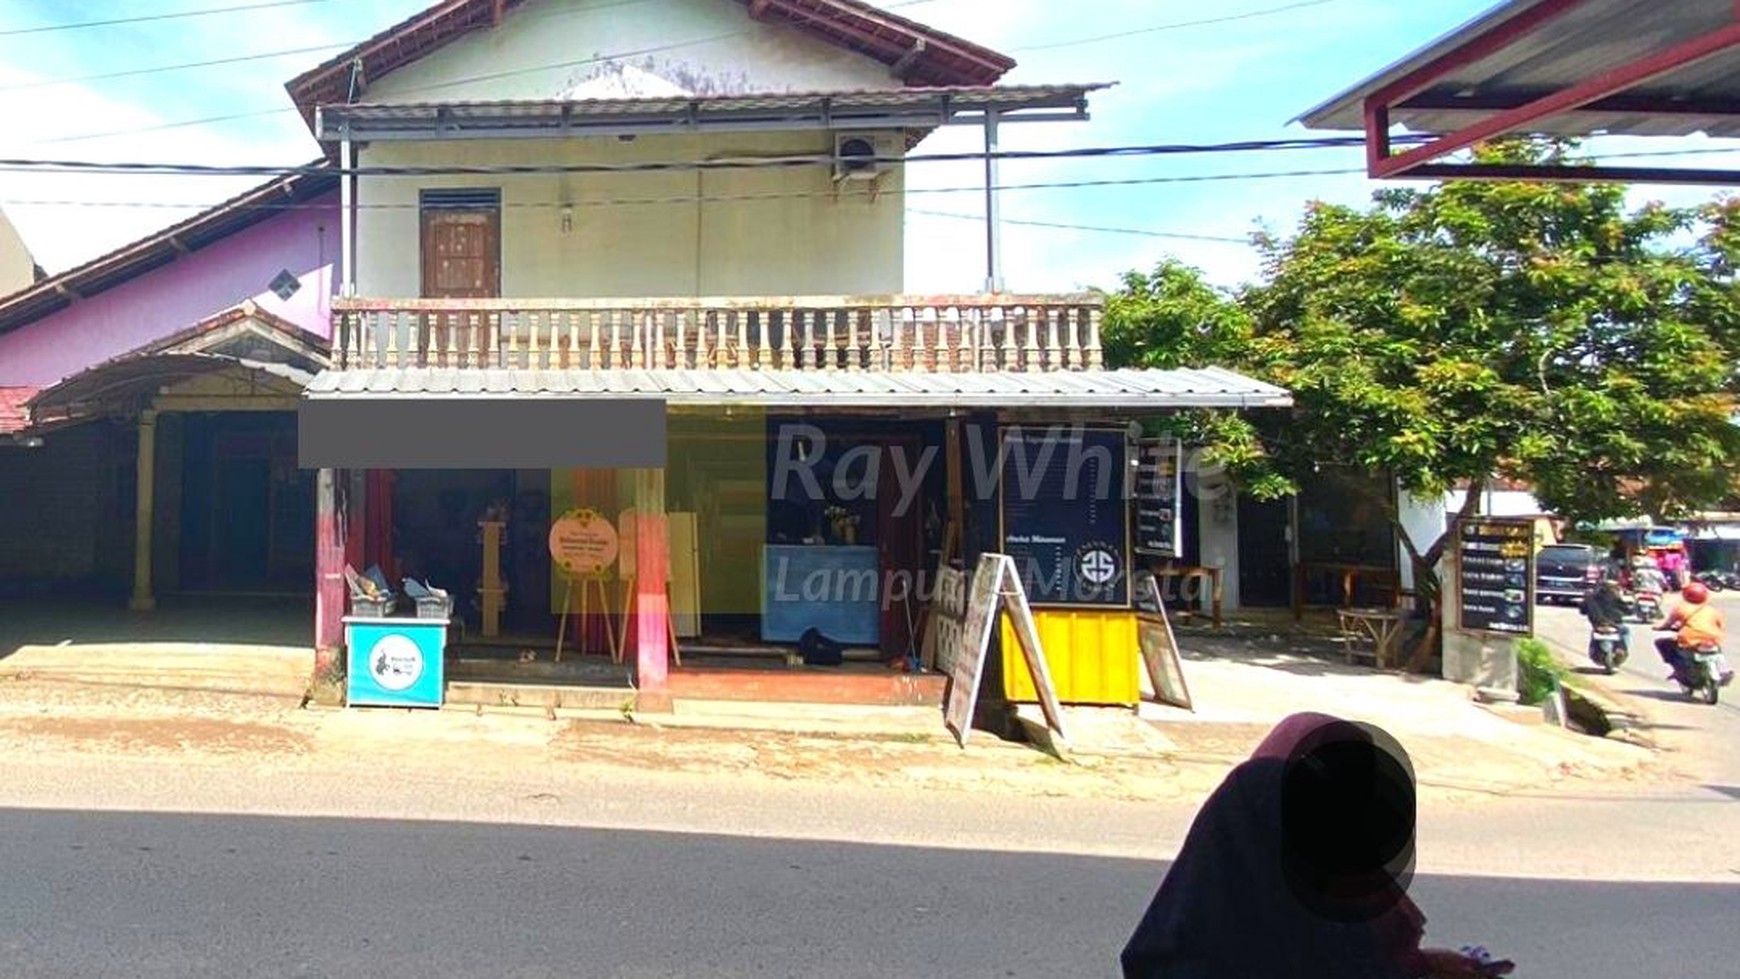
[283,0,1290,711]
[2,0,1291,717]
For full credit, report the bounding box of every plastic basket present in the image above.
[350,594,398,618]
[414,594,453,619]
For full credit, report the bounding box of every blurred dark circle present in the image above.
[1277,719,1417,924]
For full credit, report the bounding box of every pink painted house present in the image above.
[0,166,340,599]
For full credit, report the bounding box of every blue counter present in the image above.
[761,544,881,645]
[345,616,447,708]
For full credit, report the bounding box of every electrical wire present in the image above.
[0,43,352,92]
[0,0,664,92]
[908,208,1253,244]
[0,0,342,37]
[1009,0,1341,53]
[0,134,1439,178]
[18,0,945,145]
[4,134,1739,213]
[0,166,1379,214]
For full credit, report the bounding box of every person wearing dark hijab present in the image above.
[1119,712,1514,979]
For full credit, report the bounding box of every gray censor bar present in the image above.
[297,397,667,470]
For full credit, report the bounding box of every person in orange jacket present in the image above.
[1653,581,1732,685]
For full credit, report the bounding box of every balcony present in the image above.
[331,295,1105,374]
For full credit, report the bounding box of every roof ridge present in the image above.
[282,0,1017,138]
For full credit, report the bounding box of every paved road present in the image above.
[0,806,1733,979]
[2,601,1737,977]
[1534,597,1740,794]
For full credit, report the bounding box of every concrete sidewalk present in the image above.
[0,621,1663,803]
[0,641,314,700]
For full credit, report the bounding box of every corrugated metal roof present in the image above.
[1298,0,1740,139]
[303,366,1292,409]
[316,84,1105,141]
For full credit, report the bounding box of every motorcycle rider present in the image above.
[1579,576,1630,662]
[1630,555,1667,596]
[1652,581,1734,686]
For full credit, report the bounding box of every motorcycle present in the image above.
[1662,637,1732,705]
[1632,589,1662,624]
[1694,569,1740,592]
[1588,623,1628,675]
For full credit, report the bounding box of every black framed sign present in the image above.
[1455,516,1536,637]
[1133,437,1182,558]
[998,425,1131,608]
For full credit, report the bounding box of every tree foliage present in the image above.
[1104,138,1740,608]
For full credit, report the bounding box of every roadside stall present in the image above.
[996,424,1141,707]
[342,565,451,708]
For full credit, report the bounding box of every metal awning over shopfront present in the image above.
[302,365,1292,411]
[1297,0,1740,184]
[314,85,1104,143]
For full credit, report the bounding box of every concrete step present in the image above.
[444,681,635,711]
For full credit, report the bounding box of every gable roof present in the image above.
[133,300,331,367]
[283,0,1017,137]
[0,163,339,339]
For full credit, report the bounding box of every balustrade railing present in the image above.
[330,295,1104,373]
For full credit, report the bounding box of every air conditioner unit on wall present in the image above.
[832,131,899,182]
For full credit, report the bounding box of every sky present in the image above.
[3,0,1740,297]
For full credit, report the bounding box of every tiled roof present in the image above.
[0,387,38,434]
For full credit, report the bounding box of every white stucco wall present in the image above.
[1197,500,1241,611]
[1444,488,1548,518]
[0,207,37,297]
[1395,487,1446,591]
[350,0,912,300]
[361,0,898,105]
[356,131,904,298]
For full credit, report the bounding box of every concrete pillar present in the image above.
[1438,556,1519,701]
[633,467,671,710]
[129,409,158,612]
[314,467,344,672]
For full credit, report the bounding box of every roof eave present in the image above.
[0,163,339,338]
[1293,0,1555,131]
[283,0,1023,139]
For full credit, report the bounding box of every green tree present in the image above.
[1100,259,1291,498]
[1107,138,1740,641]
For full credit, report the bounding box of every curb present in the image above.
[1535,631,1662,751]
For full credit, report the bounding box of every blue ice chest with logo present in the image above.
[344,616,447,708]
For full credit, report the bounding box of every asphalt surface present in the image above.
[1535,598,1740,794]
[2,601,1737,977]
[0,806,1734,979]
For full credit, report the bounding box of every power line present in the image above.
[0,134,1437,178]
[909,207,1253,243]
[0,42,351,92]
[8,140,1740,213]
[0,165,1375,215]
[21,0,944,146]
[1009,0,1340,52]
[0,0,340,37]
[0,0,661,93]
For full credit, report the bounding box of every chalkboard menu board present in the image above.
[999,426,1131,608]
[1133,438,1182,558]
[1455,517,1536,637]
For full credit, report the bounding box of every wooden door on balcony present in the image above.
[420,189,501,359]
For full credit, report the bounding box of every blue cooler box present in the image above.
[345,616,448,708]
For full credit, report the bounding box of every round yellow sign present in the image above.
[548,508,619,578]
